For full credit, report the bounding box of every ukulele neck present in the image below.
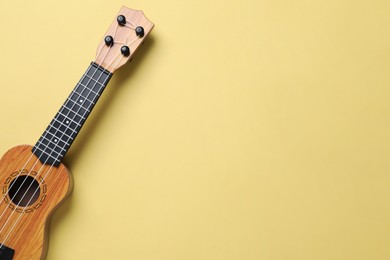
[31,6,155,167]
[32,63,112,166]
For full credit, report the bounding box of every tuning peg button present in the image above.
[117,15,126,26]
[121,46,130,57]
[135,26,145,37]
[104,36,114,47]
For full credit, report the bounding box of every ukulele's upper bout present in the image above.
[95,6,154,73]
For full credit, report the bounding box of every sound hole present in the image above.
[8,176,40,207]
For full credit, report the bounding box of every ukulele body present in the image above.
[0,145,72,259]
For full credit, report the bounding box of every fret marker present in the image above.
[66,120,70,124]
[79,99,83,103]
[54,139,58,143]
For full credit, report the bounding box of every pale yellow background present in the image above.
[0,0,389,259]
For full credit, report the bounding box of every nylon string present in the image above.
[0,65,107,247]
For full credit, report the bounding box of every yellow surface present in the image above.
[0,0,389,259]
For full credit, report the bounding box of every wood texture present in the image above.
[95,6,154,73]
[0,145,72,259]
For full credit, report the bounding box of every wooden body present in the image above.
[0,145,72,259]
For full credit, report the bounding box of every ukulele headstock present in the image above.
[95,6,154,73]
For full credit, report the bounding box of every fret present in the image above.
[79,77,107,94]
[50,118,73,133]
[32,146,61,164]
[60,106,86,122]
[42,130,71,147]
[76,82,104,99]
[83,74,106,88]
[72,88,99,103]
[85,67,111,84]
[44,128,73,143]
[85,90,101,106]
[46,123,75,140]
[33,62,112,166]
[40,135,70,153]
[37,138,67,153]
[38,135,66,156]
[52,117,78,135]
[65,97,90,111]
[67,92,95,110]
[46,123,74,138]
[72,85,98,99]
[56,111,82,127]
[62,101,89,117]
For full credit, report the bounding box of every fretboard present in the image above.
[32,62,112,166]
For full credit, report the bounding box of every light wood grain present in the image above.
[95,6,154,73]
[0,145,72,259]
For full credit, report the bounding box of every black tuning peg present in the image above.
[104,36,114,47]
[135,26,145,37]
[117,15,126,26]
[121,46,130,57]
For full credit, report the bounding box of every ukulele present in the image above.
[0,6,154,259]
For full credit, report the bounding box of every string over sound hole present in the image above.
[8,176,40,207]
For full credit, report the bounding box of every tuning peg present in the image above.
[104,36,114,47]
[135,26,145,37]
[121,46,130,57]
[117,15,126,26]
